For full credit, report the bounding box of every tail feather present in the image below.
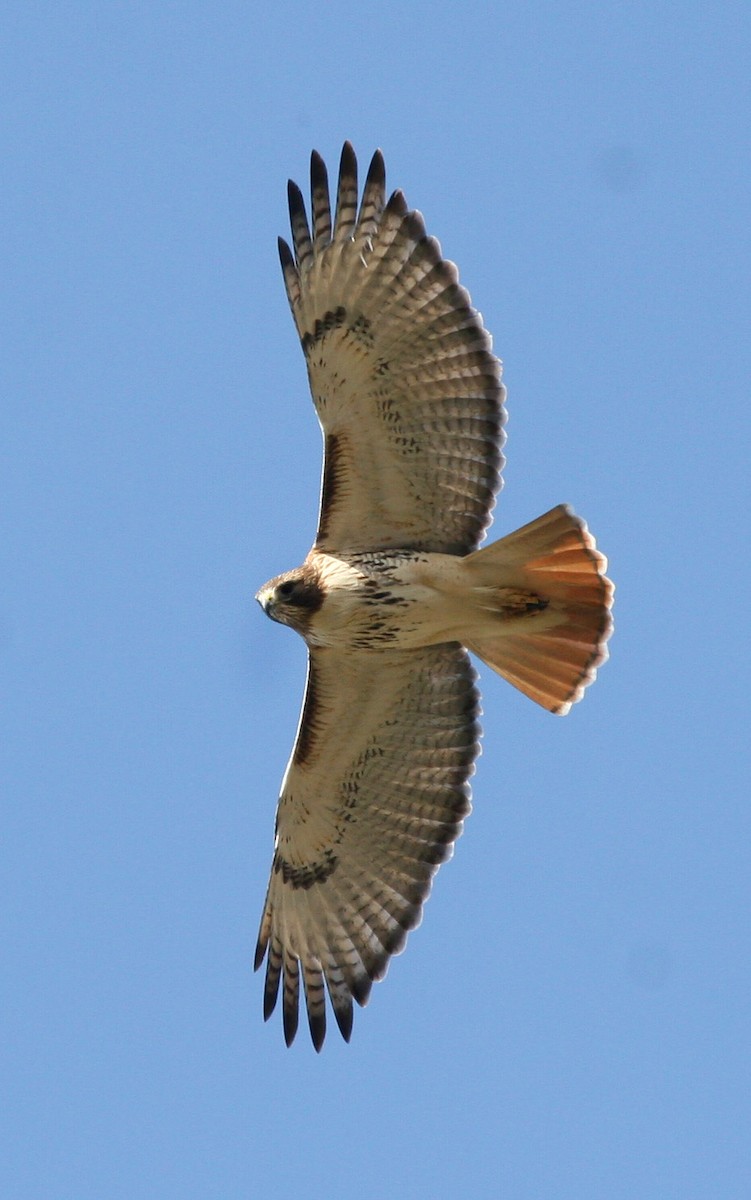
[465,505,613,715]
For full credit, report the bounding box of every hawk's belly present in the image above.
[303,551,467,652]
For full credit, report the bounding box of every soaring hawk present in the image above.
[254,143,613,1049]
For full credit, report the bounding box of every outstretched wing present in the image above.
[254,643,480,1049]
[279,143,506,557]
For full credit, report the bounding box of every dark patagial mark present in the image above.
[316,432,347,544]
[292,654,325,767]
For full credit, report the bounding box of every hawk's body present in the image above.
[255,144,613,1049]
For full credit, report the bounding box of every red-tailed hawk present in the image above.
[255,143,613,1049]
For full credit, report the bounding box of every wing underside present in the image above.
[279,143,506,556]
[254,643,480,1049]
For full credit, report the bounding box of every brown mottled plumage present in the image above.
[255,144,613,1050]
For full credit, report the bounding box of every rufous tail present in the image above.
[464,505,613,715]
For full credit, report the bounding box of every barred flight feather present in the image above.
[333,141,358,242]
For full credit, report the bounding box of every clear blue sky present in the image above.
[2,4,749,1198]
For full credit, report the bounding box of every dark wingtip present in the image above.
[366,148,386,188]
[351,973,373,1007]
[309,1012,326,1053]
[283,1004,299,1048]
[310,150,329,213]
[310,148,327,182]
[262,985,277,1022]
[287,178,304,210]
[278,236,294,270]
[333,1002,353,1043]
[386,188,409,217]
[339,140,357,173]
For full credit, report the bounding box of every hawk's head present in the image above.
[256,564,325,636]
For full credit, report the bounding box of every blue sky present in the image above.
[2,3,749,1197]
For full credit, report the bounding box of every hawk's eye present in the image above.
[277,580,296,599]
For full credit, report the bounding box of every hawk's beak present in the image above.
[256,587,275,615]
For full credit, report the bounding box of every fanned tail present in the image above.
[464,505,613,715]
